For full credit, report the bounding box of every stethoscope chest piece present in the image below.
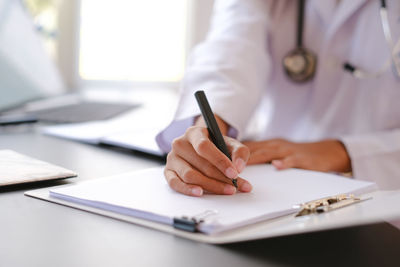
[283,47,317,83]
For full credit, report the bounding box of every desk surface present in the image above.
[1,126,400,267]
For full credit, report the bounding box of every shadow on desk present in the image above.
[221,222,400,267]
[0,178,71,193]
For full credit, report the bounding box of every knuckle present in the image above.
[237,145,250,156]
[195,138,211,154]
[164,170,195,195]
[168,177,188,195]
[202,163,218,177]
[171,137,184,150]
[187,126,203,136]
[167,176,179,189]
[181,168,197,183]
[186,126,196,135]
[199,127,209,136]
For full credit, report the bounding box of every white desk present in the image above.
[1,126,400,267]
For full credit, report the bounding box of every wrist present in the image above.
[327,140,352,173]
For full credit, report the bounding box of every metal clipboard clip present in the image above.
[294,194,372,217]
[173,210,218,232]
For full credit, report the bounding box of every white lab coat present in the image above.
[156,0,400,190]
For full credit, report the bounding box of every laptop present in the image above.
[0,0,137,125]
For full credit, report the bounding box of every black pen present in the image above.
[194,90,238,188]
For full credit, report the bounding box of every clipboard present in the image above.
[24,188,400,244]
[24,165,400,243]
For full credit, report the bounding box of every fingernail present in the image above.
[191,187,203,196]
[235,158,246,173]
[241,181,253,192]
[225,167,238,179]
[272,160,283,170]
[224,184,236,195]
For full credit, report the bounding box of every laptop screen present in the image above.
[0,0,64,112]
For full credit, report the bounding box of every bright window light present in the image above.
[79,0,188,82]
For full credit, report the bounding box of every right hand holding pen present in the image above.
[164,126,253,197]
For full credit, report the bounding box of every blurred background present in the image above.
[0,0,215,155]
[23,0,214,91]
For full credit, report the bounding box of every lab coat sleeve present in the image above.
[341,129,400,190]
[156,0,272,153]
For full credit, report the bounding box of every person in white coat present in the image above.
[156,0,400,197]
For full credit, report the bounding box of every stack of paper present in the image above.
[0,150,76,186]
[49,165,376,234]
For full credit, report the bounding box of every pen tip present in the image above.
[232,179,238,188]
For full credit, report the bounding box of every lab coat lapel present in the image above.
[327,0,367,39]
[312,0,337,26]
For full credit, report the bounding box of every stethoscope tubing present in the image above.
[285,0,400,81]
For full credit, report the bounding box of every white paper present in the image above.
[0,150,76,186]
[50,165,377,234]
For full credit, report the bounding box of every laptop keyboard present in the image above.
[31,102,139,123]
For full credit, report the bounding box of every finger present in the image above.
[247,148,286,165]
[164,169,203,197]
[168,153,237,195]
[182,134,251,192]
[186,127,238,179]
[243,139,283,150]
[272,156,297,170]
[173,138,232,184]
[246,140,293,165]
[225,136,250,173]
[235,177,253,192]
[242,140,262,150]
[272,160,285,170]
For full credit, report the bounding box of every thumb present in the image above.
[272,156,297,170]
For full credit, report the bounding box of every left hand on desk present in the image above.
[243,139,352,173]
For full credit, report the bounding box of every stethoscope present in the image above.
[283,0,400,83]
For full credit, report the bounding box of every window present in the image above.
[79,0,188,84]
[24,0,60,61]
[25,0,214,89]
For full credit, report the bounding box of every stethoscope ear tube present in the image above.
[343,0,400,79]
